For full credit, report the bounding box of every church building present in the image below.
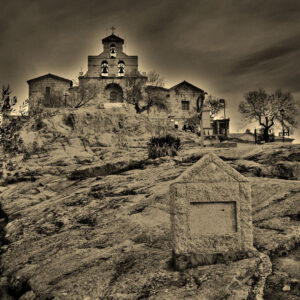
[27,31,228,136]
[78,33,147,107]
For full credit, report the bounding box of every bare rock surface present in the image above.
[0,110,299,299]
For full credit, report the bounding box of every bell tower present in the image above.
[82,28,144,79]
[102,27,124,58]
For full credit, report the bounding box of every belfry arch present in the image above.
[105,83,123,103]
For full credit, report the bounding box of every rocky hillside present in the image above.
[0,108,299,299]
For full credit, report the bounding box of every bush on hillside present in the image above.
[148,134,181,159]
[0,117,24,154]
[63,113,76,130]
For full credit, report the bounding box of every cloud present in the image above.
[230,35,300,75]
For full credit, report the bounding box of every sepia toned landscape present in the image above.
[1,1,300,299]
[0,109,299,299]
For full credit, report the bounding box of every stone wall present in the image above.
[85,34,139,78]
[166,85,212,132]
[78,76,147,106]
[146,86,212,133]
[28,77,72,105]
[86,54,139,77]
[103,41,123,53]
[78,34,215,134]
[78,76,214,134]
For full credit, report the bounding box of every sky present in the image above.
[1,0,300,140]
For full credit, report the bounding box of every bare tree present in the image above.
[147,70,165,87]
[184,93,223,146]
[70,83,100,108]
[124,71,168,114]
[205,95,224,118]
[239,89,298,142]
[124,75,145,113]
[144,86,169,114]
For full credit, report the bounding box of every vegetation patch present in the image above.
[148,134,181,159]
[62,112,76,129]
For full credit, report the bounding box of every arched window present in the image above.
[101,60,108,76]
[118,60,125,77]
[110,44,116,58]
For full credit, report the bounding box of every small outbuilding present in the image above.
[27,73,73,106]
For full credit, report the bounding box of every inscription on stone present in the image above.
[190,202,237,235]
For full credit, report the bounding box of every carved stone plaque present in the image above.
[190,202,237,235]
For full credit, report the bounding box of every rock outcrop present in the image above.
[0,109,299,299]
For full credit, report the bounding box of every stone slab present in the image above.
[170,153,253,269]
[190,202,237,235]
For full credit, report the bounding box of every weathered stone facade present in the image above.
[170,153,253,270]
[27,74,73,106]
[27,33,227,135]
[76,33,214,130]
[78,76,147,108]
[84,34,139,77]
[79,34,147,108]
[164,81,212,133]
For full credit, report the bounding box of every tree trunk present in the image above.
[263,117,269,143]
[200,116,204,147]
[263,127,269,143]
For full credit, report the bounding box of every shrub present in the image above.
[63,113,76,129]
[148,134,180,159]
[21,140,47,160]
[0,117,24,154]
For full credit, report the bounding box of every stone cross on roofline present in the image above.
[111,26,116,34]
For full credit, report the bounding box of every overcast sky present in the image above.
[1,0,300,139]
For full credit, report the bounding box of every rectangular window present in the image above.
[181,100,190,110]
[45,87,51,96]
